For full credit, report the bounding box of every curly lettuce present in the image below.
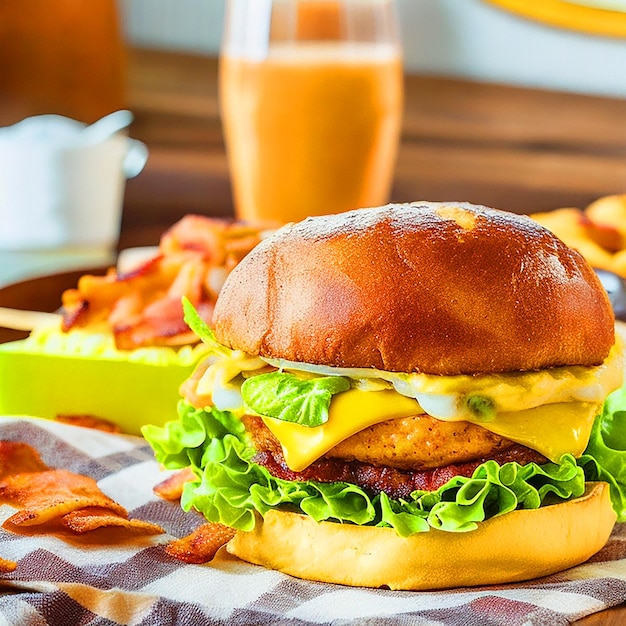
[579,384,626,521]
[143,392,626,537]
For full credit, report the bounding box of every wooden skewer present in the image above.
[0,307,61,331]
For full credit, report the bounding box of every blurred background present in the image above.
[1,0,625,255]
[121,0,626,98]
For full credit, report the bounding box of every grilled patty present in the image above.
[244,412,519,471]
[242,414,547,499]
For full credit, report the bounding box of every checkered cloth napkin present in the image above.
[0,416,624,626]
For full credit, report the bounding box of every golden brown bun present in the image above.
[227,482,616,590]
[213,202,614,375]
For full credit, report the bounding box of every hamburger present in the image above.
[144,202,626,590]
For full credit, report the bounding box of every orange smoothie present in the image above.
[219,42,403,224]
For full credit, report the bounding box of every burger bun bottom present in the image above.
[226,482,615,590]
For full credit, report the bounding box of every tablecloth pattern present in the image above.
[0,416,624,626]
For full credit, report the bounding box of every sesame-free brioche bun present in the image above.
[213,202,614,375]
[227,482,616,590]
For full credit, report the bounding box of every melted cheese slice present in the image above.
[264,390,418,471]
[263,389,601,472]
[190,331,624,474]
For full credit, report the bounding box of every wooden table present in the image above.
[120,47,626,251]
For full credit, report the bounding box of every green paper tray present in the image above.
[0,333,206,436]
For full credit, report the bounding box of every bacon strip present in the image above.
[153,467,196,501]
[0,556,16,573]
[0,441,164,538]
[0,441,48,479]
[252,445,548,500]
[62,507,164,534]
[165,523,236,564]
[61,216,270,350]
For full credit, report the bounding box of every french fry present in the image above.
[585,194,626,251]
[531,198,626,279]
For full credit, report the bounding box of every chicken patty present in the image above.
[243,413,547,497]
[243,412,515,471]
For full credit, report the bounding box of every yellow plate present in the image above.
[484,0,626,38]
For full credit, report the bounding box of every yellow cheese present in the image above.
[194,331,623,473]
[263,388,601,472]
[265,336,624,420]
[480,401,600,461]
[263,390,419,471]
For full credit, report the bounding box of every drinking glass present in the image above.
[219,0,404,224]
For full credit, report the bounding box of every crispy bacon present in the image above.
[0,556,16,573]
[61,507,164,534]
[252,445,547,500]
[0,441,164,539]
[60,298,89,332]
[153,467,196,501]
[60,216,271,350]
[0,442,48,478]
[152,466,236,564]
[55,415,122,433]
[116,254,163,282]
[165,522,236,564]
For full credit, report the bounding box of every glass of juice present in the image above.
[219,0,404,225]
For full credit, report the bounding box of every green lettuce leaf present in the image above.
[579,385,626,522]
[181,296,230,357]
[241,371,350,427]
[142,400,248,469]
[143,401,598,538]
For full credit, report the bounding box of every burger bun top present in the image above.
[212,202,614,375]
